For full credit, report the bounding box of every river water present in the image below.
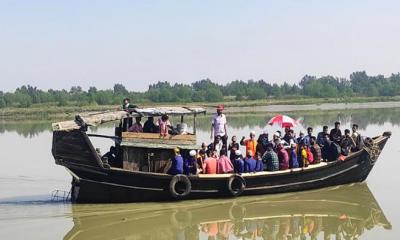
[1,107,399,239]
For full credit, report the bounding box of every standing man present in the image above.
[317,126,329,147]
[330,121,342,144]
[240,131,258,157]
[211,104,228,147]
[303,127,314,146]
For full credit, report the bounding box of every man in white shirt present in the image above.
[210,104,228,147]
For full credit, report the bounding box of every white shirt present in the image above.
[211,113,227,137]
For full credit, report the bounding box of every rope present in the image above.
[363,137,381,163]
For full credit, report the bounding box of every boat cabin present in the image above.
[52,106,206,173]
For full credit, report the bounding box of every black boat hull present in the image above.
[52,130,390,203]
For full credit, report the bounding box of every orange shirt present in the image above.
[203,157,217,174]
[244,139,257,156]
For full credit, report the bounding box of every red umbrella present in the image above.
[267,114,298,128]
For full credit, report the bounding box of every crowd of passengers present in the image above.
[167,105,364,176]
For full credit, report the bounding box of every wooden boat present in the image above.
[63,183,391,239]
[51,107,391,203]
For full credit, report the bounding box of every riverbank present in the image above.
[0,96,399,120]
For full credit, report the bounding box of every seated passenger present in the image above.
[197,149,206,172]
[340,129,356,156]
[233,150,245,174]
[289,143,299,169]
[297,131,305,145]
[167,148,183,175]
[184,150,198,175]
[128,117,143,132]
[317,126,329,147]
[228,136,240,162]
[310,136,321,164]
[217,149,234,174]
[277,142,289,170]
[143,117,158,133]
[262,143,279,171]
[299,142,309,168]
[102,146,120,167]
[283,129,296,146]
[272,132,281,150]
[176,123,188,135]
[244,150,258,173]
[256,130,269,157]
[158,114,172,137]
[303,127,314,146]
[214,135,224,157]
[203,150,218,174]
[322,134,340,162]
[351,124,363,152]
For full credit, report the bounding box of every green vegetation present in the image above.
[1,71,400,109]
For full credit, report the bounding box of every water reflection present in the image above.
[2,108,400,136]
[64,183,390,240]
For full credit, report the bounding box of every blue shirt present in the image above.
[289,149,299,168]
[234,158,245,174]
[183,157,197,175]
[168,155,183,175]
[244,157,258,172]
[303,135,313,146]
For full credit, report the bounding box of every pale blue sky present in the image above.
[1,0,400,92]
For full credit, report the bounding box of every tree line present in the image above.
[1,71,400,108]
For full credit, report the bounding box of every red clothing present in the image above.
[203,157,217,174]
[277,148,289,170]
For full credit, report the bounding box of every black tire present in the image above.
[169,174,191,200]
[226,174,246,197]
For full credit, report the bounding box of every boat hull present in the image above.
[52,130,390,203]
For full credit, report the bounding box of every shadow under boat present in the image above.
[63,183,391,240]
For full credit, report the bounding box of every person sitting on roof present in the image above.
[202,150,218,174]
[244,150,259,173]
[128,117,143,132]
[217,148,234,174]
[240,131,257,157]
[262,143,279,171]
[233,150,245,174]
[122,98,137,111]
[167,148,183,175]
[143,117,158,133]
[184,150,198,175]
[158,114,172,137]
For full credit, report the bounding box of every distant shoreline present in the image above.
[1,96,399,121]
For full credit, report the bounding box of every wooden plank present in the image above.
[122,132,196,141]
[120,141,199,150]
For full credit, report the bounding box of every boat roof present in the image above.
[52,106,206,132]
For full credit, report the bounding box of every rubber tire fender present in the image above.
[226,174,246,197]
[169,174,191,200]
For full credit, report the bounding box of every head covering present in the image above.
[273,132,280,137]
[217,104,224,111]
[189,150,196,157]
[235,150,242,156]
[250,131,256,135]
[174,148,180,154]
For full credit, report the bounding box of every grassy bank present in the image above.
[1,96,399,120]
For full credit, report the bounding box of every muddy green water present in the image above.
[1,107,400,239]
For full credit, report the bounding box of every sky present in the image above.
[1,0,400,92]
